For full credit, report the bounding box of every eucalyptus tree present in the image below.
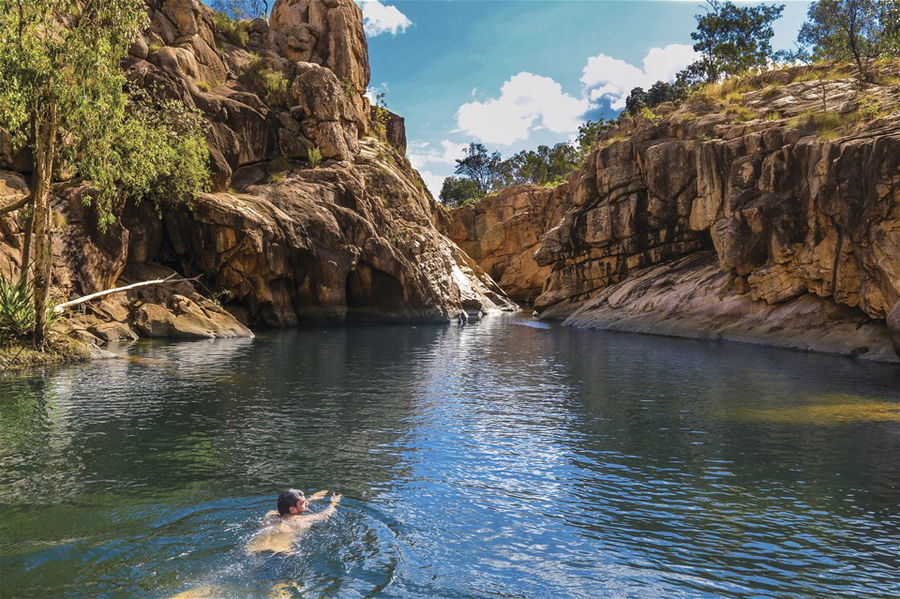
[0,0,210,347]
[798,0,899,81]
[688,0,785,83]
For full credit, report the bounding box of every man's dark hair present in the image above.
[277,489,304,515]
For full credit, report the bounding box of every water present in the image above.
[1,314,898,599]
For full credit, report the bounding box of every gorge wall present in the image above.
[448,65,900,362]
[0,0,511,347]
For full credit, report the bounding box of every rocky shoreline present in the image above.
[448,64,900,362]
[1,0,513,365]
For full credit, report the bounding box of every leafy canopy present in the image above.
[454,143,502,196]
[797,0,899,80]
[439,176,482,207]
[688,0,785,83]
[0,0,210,227]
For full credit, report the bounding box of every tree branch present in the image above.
[52,274,202,313]
[0,192,30,215]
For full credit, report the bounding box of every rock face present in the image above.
[447,65,900,361]
[445,185,559,304]
[0,0,512,350]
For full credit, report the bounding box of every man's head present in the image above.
[277,489,308,515]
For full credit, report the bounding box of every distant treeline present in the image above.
[441,0,900,207]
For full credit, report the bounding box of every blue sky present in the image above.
[359,0,812,194]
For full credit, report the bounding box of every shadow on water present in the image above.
[1,314,898,598]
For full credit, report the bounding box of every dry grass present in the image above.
[726,105,757,122]
[596,133,630,150]
[637,106,663,123]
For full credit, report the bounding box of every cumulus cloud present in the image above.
[358,1,412,37]
[407,140,468,197]
[455,72,589,146]
[417,169,447,198]
[581,43,698,110]
[408,140,467,171]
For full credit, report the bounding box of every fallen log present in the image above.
[52,274,201,313]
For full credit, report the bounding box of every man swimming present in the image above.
[167,489,342,598]
[245,488,342,554]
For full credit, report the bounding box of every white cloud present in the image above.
[358,1,412,37]
[408,140,466,170]
[417,169,447,198]
[581,44,698,110]
[455,72,589,146]
[407,140,468,197]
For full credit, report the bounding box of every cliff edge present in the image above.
[448,64,900,361]
[0,0,511,349]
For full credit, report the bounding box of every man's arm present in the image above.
[293,493,341,526]
[308,490,328,502]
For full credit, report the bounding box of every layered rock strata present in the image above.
[448,65,900,361]
[0,0,511,349]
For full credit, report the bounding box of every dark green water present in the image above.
[1,314,898,598]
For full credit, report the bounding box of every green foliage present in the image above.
[439,176,483,207]
[686,0,785,83]
[454,143,502,196]
[239,58,289,105]
[624,80,690,115]
[307,147,323,168]
[0,275,60,342]
[786,108,879,138]
[212,11,250,46]
[638,107,664,123]
[97,92,211,217]
[0,0,210,229]
[370,91,390,139]
[797,0,898,81]
[0,275,35,340]
[196,80,213,92]
[495,143,580,188]
[726,105,757,122]
[575,118,612,155]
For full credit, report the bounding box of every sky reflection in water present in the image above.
[1,314,898,598]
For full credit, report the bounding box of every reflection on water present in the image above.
[727,394,900,424]
[1,314,898,598]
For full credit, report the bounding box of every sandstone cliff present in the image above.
[0,0,511,348]
[447,64,900,361]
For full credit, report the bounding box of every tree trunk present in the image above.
[31,104,58,348]
[18,197,34,288]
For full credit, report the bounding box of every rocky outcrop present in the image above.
[448,64,900,361]
[445,185,559,304]
[0,0,512,353]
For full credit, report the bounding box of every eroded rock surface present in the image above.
[447,65,900,361]
[0,0,512,352]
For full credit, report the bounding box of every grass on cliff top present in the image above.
[788,94,893,140]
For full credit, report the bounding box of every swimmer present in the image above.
[166,489,342,598]
[245,488,342,555]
